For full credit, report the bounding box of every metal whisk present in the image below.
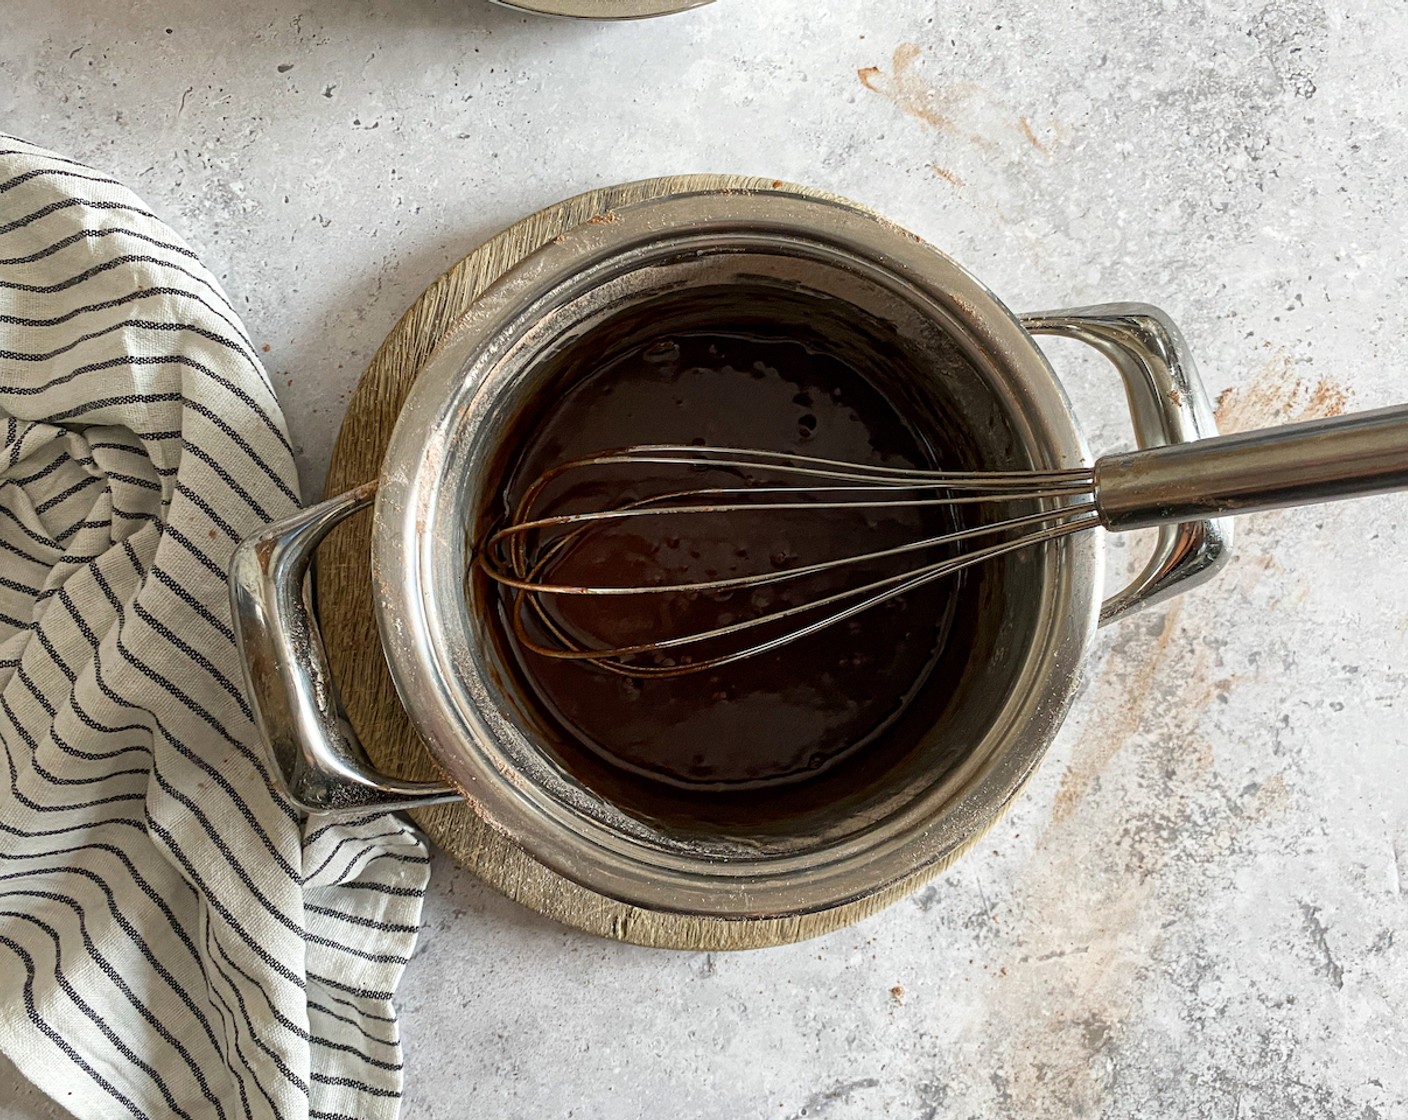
[478,405,1408,677]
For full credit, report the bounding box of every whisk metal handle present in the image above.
[1095,403,1408,530]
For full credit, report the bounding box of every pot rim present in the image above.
[372,181,1102,918]
[492,0,712,17]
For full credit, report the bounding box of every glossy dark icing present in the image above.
[488,327,964,824]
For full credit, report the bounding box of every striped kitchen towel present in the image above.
[0,136,429,1120]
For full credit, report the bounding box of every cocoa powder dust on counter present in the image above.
[486,326,974,833]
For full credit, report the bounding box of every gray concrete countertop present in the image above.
[3,1,1406,1116]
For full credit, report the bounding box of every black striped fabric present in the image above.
[0,136,429,1120]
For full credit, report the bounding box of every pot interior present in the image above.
[459,242,1062,858]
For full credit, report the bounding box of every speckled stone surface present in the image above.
[3,1,1407,1117]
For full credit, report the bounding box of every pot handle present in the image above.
[229,481,461,816]
[1020,303,1234,625]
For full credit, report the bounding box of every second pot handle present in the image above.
[229,481,461,816]
[1021,302,1234,625]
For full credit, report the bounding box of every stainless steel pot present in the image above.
[230,183,1231,921]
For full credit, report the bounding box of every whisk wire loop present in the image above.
[477,444,1097,677]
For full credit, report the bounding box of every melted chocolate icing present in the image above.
[487,326,968,830]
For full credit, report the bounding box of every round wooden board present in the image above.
[316,174,980,949]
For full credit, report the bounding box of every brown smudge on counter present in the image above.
[1019,116,1048,152]
[1213,386,1237,423]
[930,163,966,188]
[856,43,994,150]
[858,43,1063,160]
[1214,348,1351,432]
[981,614,1292,1115]
[1304,379,1350,419]
[1050,603,1185,825]
[1194,674,1244,709]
